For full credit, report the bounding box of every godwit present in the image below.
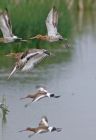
[20,86,60,107]
[30,6,64,42]
[0,8,27,43]
[19,116,62,137]
[8,49,50,79]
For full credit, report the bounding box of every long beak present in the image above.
[21,39,28,42]
[20,96,27,100]
[56,128,62,132]
[8,65,17,79]
[54,95,61,98]
[18,129,27,132]
[15,38,27,42]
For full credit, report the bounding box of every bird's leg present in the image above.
[28,133,35,138]
[7,65,17,79]
[24,100,33,108]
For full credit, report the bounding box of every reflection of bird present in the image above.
[0,8,27,43]
[19,116,62,137]
[21,87,60,107]
[0,102,9,114]
[8,49,50,79]
[0,103,4,109]
[30,6,63,42]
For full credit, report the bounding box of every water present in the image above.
[0,11,96,140]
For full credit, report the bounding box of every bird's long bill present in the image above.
[8,66,17,79]
[56,128,62,132]
[15,38,27,43]
[18,129,27,132]
[21,39,28,42]
[20,96,27,100]
[54,95,61,98]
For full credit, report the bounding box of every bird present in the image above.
[0,8,27,43]
[19,116,62,137]
[30,6,64,42]
[20,86,60,107]
[8,49,50,79]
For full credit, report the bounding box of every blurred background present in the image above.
[0,0,96,140]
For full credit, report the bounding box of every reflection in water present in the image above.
[1,119,7,140]
[0,96,8,140]
[0,96,9,122]
[77,10,84,32]
[74,10,96,33]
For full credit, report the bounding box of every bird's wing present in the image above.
[20,49,42,59]
[21,52,46,71]
[46,6,58,36]
[0,8,13,39]
[37,87,47,93]
[4,8,12,32]
[39,116,49,127]
[8,65,17,79]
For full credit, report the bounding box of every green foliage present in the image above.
[0,0,72,53]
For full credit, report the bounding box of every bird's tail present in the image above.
[8,65,17,79]
[56,128,62,132]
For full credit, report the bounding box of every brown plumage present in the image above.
[29,6,63,42]
[20,87,60,107]
[0,8,27,43]
[19,116,62,137]
[8,49,50,79]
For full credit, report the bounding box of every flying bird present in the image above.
[19,116,62,137]
[20,86,60,107]
[0,8,27,43]
[8,49,50,79]
[30,6,64,42]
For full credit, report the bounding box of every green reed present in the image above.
[0,0,72,53]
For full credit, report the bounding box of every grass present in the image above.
[0,0,72,53]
